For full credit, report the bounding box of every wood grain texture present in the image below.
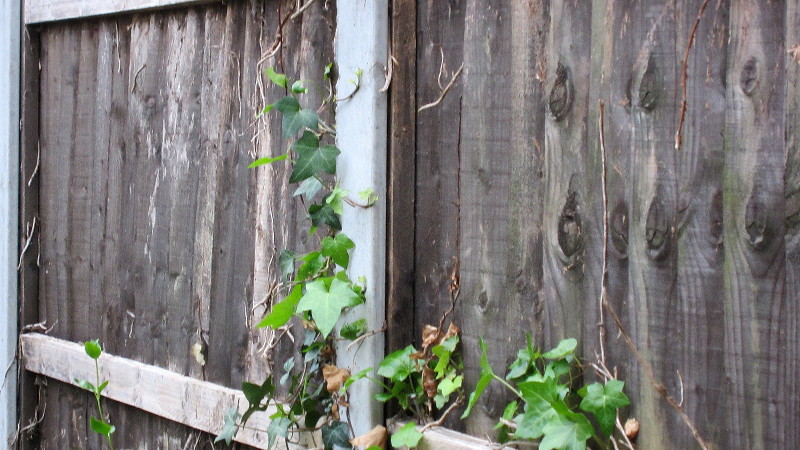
[20,333,294,448]
[25,0,222,24]
[387,0,417,355]
[723,1,787,448]
[26,1,336,447]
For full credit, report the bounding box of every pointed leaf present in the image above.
[249,153,288,168]
[215,407,241,444]
[462,338,494,418]
[308,204,342,230]
[322,420,352,450]
[84,340,102,360]
[539,410,594,450]
[289,131,339,182]
[340,318,367,340]
[321,233,355,268]
[257,285,303,329]
[265,67,288,88]
[278,249,296,281]
[296,278,363,338]
[542,338,577,359]
[293,177,323,201]
[267,414,291,450]
[74,379,96,393]
[90,417,115,436]
[390,422,423,449]
[274,96,318,137]
[579,380,630,436]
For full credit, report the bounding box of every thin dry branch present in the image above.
[674,0,711,152]
[418,62,464,113]
[598,102,610,368]
[419,396,464,433]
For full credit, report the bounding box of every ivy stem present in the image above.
[492,374,521,399]
[94,359,115,450]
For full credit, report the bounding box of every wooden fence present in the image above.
[388,0,800,449]
[15,0,800,449]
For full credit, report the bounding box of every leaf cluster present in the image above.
[464,336,630,450]
[75,340,116,450]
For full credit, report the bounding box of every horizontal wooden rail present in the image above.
[387,419,499,450]
[20,333,292,448]
[24,0,222,24]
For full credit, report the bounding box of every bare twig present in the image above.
[17,217,37,270]
[436,257,460,332]
[379,54,397,93]
[419,396,464,432]
[615,416,636,450]
[677,370,685,407]
[597,102,610,369]
[346,322,387,352]
[290,0,315,20]
[418,62,464,113]
[27,142,39,186]
[674,0,711,152]
[21,319,57,334]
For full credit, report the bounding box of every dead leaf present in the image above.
[423,366,437,399]
[322,364,350,392]
[422,325,441,350]
[330,402,339,420]
[410,351,426,362]
[624,417,640,440]
[443,323,460,340]
[351,425,388,449]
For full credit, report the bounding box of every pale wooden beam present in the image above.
[20,333,301,448]
[24,0,222,25]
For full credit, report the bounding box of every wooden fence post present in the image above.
[335,0,389,437]
[0,0,21,443]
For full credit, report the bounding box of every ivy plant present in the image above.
[75,340,116,450]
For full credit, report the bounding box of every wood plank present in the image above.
[17,23,43,450]
[387,420,498,450]
[387,0,416,355]
[783,0,800,447]
[723,1,787,448]
[25,0,222,25]
[0,0,21,442]
[20,333,284,448]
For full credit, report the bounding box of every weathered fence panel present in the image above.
[21,0,335,447]
[402,0,800,448]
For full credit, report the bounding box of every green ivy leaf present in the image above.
[344,367,372,391]
[248,153,288,168]
[542,338,577,359]
[74,378,96,393]
[539,409,594,450]
[266,67,288,88]
[241,377,275,410]
[438,374,462,396]
[377,345,417,381]
[323,63,333,80]
[97,380,109,395]
[340,318,367,340]
[515,379,560,440]
[507,335,538,380]
[462,338,494,419]
[293,177,323,201]
[322,420,352,450]
[267,413,292,450]
[215,407,241,444]
[321,233,355,268]
[325,186,348,215]
[274,96,319,138]
[358,187,378,206]
[257,285,303,329]
[296,251,325,281]
[289,131,339,183]
[495,401,518,430]
[296,278,363,338]
[84,340,102,360]
[391,422,423,449]
[308,204,342,230]
[89,417,115,436]
[291,80,308,93]
[579,380,630,436]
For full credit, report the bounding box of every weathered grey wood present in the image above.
[17,23,42,450]
[0,0,21,442]
[20,333,282,448]
[387,0,417,355]
[783,1,800,447]
[25,0,223,25]
[723,1,787,448]
[541,0,595,364]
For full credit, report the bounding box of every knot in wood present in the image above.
[645,196,672,260]
[638,62,659,111]
[549,63,573,121]
[610,201,629,257]
[740,57,759,96]
[745,194,772,251]
[557,191,583,261]
[709,190,724,246]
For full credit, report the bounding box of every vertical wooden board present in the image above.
[18,23,42,450]
[457,0,523,435]
[506,0,548,373]
[387,0,417,354]
[671,1,729,447]
[541,0,595,359]
[586,0,638,433]
[723,1,787,448]
[783,1,800,447]
[414,0,465,339]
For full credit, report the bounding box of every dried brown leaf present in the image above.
[443,323,460,341]
[423,366,438,399]
[322,364,350,392]
[624,417,640,440]
[351,425,388,449]
[422,325,441,350]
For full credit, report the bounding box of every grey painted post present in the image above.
[0,0,20,443]
[335,0,388,437]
